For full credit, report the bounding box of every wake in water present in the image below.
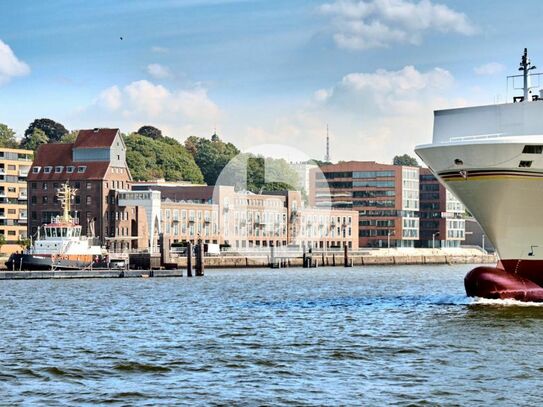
[472,297,543,307]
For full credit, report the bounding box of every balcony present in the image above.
[19,169,29,177]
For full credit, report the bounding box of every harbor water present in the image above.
[1,265,543,405]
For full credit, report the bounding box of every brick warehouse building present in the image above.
[27,128,133,246]
[309,161,419,248]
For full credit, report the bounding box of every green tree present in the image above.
[0,234,6,251]
[24,118,68,143]
[393,154,419,167]
[137,125,163,139]
[20,128,48,151]
[59,130,79,144]
[17,237,31,250]
[0,124,19,148]
[185,134,240,185]
[124,133,204,183]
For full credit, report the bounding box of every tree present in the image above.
[393,154,419,167]
[137,125,163,139]
[185,134,240,185]
[59,130,79,144]
[0,234,6,251]
[124,133,204,183]
[24,118,68,143]
[0,124,19,148]
[17,237,31,250]
[20,128,48,151]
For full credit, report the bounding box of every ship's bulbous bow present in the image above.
[465,266,543,302]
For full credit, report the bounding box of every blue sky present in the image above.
[1,0,543,162]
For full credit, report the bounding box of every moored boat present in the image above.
[6,184,108,271]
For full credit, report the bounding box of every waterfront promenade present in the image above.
[0,248,495,279]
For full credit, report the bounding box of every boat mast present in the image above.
[57,183,76,222]
[519,48,536,102]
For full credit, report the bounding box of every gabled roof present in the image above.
[28,143,110,181]
[73,128,119,149]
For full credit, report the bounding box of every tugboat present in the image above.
[6,183,108,270]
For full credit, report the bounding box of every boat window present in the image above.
[51,228,57,237]
[519,160,533,168]
[522,145,543,154]
[62,228,67,237]
[45,228,50,238]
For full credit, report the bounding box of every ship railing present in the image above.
[448,133,504,143]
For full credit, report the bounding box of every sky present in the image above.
[1,0,543,163]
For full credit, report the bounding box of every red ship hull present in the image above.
[465,261,543,302]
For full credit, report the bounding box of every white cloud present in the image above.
[474,62,505,76]
[319,0,476,50]
[317,65,454,115]
[90,79,221,137]
[151,46,169,54]
[240,65,469,163]
[0,39,30,85]
[147,63,172,79]
[97,85,122,110]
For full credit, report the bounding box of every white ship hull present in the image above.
[416,138,543,261]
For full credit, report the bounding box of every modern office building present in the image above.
[290,161,318,194]
[418,168,465,248]
[27,128,133,247]
[309,161,419,248]
[0,147,32,254]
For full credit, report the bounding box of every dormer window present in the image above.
[77,166,86,173]
[66,166,75,174]
[55,166,63,173]
[32,167,41,174]
[43,166,52,174]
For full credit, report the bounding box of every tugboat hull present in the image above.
[5,253,106,271]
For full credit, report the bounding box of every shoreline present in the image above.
[0,248,496,279]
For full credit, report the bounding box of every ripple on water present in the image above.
[1,265,542,405]
[113,361,172,373]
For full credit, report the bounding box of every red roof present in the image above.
[73,128,119,149]
[28,143,110,181]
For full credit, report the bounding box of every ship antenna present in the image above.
[324,124,330,162]
[519,48,536,102]
[57,183,76,222]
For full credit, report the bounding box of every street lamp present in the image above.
[432,232,440,249]
[387,230,395,249]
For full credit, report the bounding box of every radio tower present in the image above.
[324,125,331,162]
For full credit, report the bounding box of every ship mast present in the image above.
[56,183,76,222]
[519,48,536,102]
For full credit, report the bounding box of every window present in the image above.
[42,196,48,203]
[522,145,543,154]
[77,166,86,173]
[31,196,36,204]
[31,182,37,189]
[86,182,92,190]
[66,166,75,174]
[32,167,41,174]
[44,166,53,174]
[74,181,80,189]
[55,166,63,173]
[519,160,533,168]
[86,196,92,205]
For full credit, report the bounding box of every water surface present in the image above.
[1,265,543,405]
